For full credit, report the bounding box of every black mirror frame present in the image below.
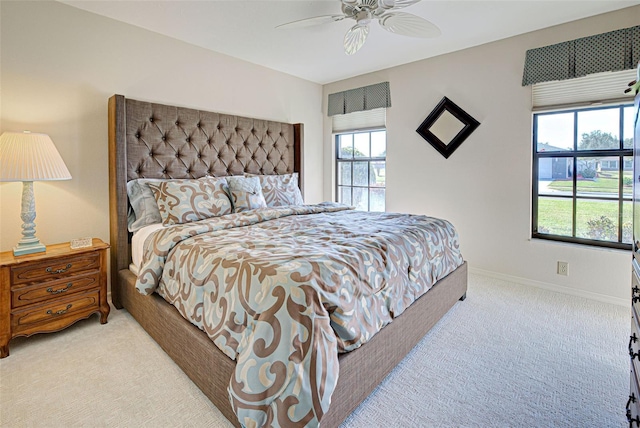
[416,96,480,159]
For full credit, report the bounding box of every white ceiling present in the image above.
[61,0,639,85]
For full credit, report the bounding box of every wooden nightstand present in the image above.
[0,238,110,358]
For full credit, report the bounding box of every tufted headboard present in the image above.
[108,94,303,307]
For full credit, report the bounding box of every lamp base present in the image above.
[13,240,46,256]
[13,181,46,256]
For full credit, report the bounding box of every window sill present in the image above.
[531,233,632,252]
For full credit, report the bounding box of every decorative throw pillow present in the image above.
[248,173,304,207]
[147,177,232,225]
[127,178,168,232]
[227,176,267,213]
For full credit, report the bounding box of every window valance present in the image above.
[522,25,640,86]
[328,82,391,116]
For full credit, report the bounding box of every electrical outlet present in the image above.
[557,261,569,276]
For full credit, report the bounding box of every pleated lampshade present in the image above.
[0,131,71,181]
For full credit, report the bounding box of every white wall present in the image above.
[323,6,640,305]
[3,1,637,305]
[0,2,323,258]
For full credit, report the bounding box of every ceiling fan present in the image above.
[276,0,441,55]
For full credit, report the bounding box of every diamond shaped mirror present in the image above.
[416,97,480,159]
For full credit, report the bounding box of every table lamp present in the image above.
[0,131,72,256]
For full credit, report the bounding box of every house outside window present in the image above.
[532,103,634,249]
[335,130,386,211]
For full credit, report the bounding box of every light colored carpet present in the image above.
[0,274,629,428]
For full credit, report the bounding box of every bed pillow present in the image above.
[127,178,168,232]
[147,177,232,225]
[227,176,267,213]
[247,173,304,207]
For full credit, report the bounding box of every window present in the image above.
[336,130,386,211]
[532,103,634,249]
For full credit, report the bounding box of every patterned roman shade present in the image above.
[522,25,640,86]
[328,82,391,116]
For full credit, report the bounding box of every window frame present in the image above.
[334,128,386,212]
[531,102,633,250]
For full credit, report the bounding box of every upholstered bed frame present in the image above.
[108,94,467,427]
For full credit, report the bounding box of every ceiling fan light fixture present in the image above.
[355,10,373,25]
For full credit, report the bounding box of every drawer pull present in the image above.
[628,393,640,426]
[630,334,639,359]
[46,304,72,316]
[46,263,72,275]
[630,408,640,427]
[634,286,640,304]
[46,283,72,294]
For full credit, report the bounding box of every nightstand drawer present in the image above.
[11,290,100,335]
[11,252,100,285]
[11,272,100,308]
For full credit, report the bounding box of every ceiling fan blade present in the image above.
[378,12,440,38]
[276,15,345,30]
[344,25,370,55]
[379,0,422,10]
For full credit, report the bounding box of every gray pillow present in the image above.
[127,178,167,232]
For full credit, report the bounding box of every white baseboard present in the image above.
[468,266,629,308]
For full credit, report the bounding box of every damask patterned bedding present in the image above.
[136,202,463,427]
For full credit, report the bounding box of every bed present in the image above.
[108,94,467,427]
